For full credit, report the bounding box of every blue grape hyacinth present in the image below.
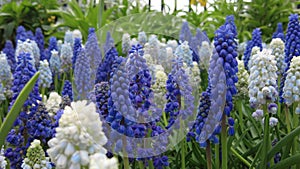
[62,80,73,101]
[35,28,45,61]
[3,40,16,72]
[243,28,263,71]
[72,37,82,70]
[179,21,192,43]
[272,23,285,41]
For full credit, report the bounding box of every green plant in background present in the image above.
[0,0,59,47]
[184,0,298,42]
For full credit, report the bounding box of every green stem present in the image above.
[122,137,130,169]
[54,74,58,92]
[260,106,270,169]
[41,87,46,102]
[230,147,251,167]
[181,139,186,169]
[285,105,291,133]
[215,143,220,169]
[292,104,299,169]
[149,160,155,169]
[221,114,227,169]
[162,112,168,127]
[138,161,144,169]
[206,141,212,169]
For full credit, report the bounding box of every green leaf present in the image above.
[269,154,300,169]
[0,72,40,147]
[266,126,300,162]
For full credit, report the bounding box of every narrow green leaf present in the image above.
[0,72,40,147]
[269,154,300,169]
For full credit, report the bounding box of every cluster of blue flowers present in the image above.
[243,28,262,71]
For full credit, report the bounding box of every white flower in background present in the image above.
[166,40,178,51]
[270,38,286,76]
[89,153,118,169]
[248,46,260,69]
[236,59,249,98]
[47,100,110,169]
[184,62,201,92]
[262,117,278,127]
[199,41,212,70]
[44,92,62,116]
[73,29,82,40]
[152,67,168,109]
[57,40,63,53]
[283,57,300,107]
[248,49,278,108]
[0,147,7,169]
[64,30,74,47]
[122,33,131,55]
[130,38,138,47]
[21,140,52,169]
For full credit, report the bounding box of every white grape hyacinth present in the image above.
[44,92,62,117]
[89,153,118,169]
[47,100,118,169]
[270,38,286,76]
[236,59,249,98]
[282,57,300,111]
[248,49,278,108]
[0,147,7,169]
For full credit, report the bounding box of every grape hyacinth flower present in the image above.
[16,26,27,42]
[248,49,278,108]
[284,14,300,67]
[26,103,54,144]
[73,29,82,39]
[85,28,102,83]
[187,62,201,92]
[144,35,160,64]
[138,31,147,46]
[179,21,192,43]
[282,57,300,108]
[213,20,239,136]
[64,30,74,46]
[60,43,73,73]
[15,40,35,66]
[103,31,115,54]
[270,38,286,76]
[272,23,285,41]
[26,30,34,40]
[0,52,12,85]
[166,40,178,51]
[151,67,168,109]
[47,101,109,169]
[3,40,16,72]
[122,33,131,55]
[44,92,62,117]
[21,140,52,169]
[262,117,278,127]
[31,41,40,67]
[95,47,118,83]
[49,50,61,75]
[225,15,237,37]
[89,153,118,169]
[252,109,264,121]
[280,14,300,103]
[47,37,58,61]
[39,60,52,88]
[62,80,73,101]
[94,82,110,119]
[175,41,193,67]
[74,47,92,100]
[243,28,263,71]
[72,38,82,70]
[35,28,45,61]
[199,41,212,71]
[0,84,5,103]
[189,36,200,63]
[236,60,249,98]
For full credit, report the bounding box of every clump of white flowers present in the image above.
[47,100,118,169]
[44,92,62,116]
[236,59,249,98]
[21,139,52,169]
[248,49,278,108]
[184,62,201,93]
[270,38,286,76]
[0,52,12,84]
[152,66,168,109]
[89,153,118,169]
[15,39,35,66]
[282,57,300,111]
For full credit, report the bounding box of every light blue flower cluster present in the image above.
[103,31,115,54]
[122,33,131,55]
[138,32,147,46]
[175,41,193,67]
[74,47,92,100]
[72,37,82,70]
[38,60,52,88]
[282,57,300,108]
[64,30,74,46]
[270,38,286,76]
[0,52,12,85]
[60,43,73,72]
[49,50,61,75]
